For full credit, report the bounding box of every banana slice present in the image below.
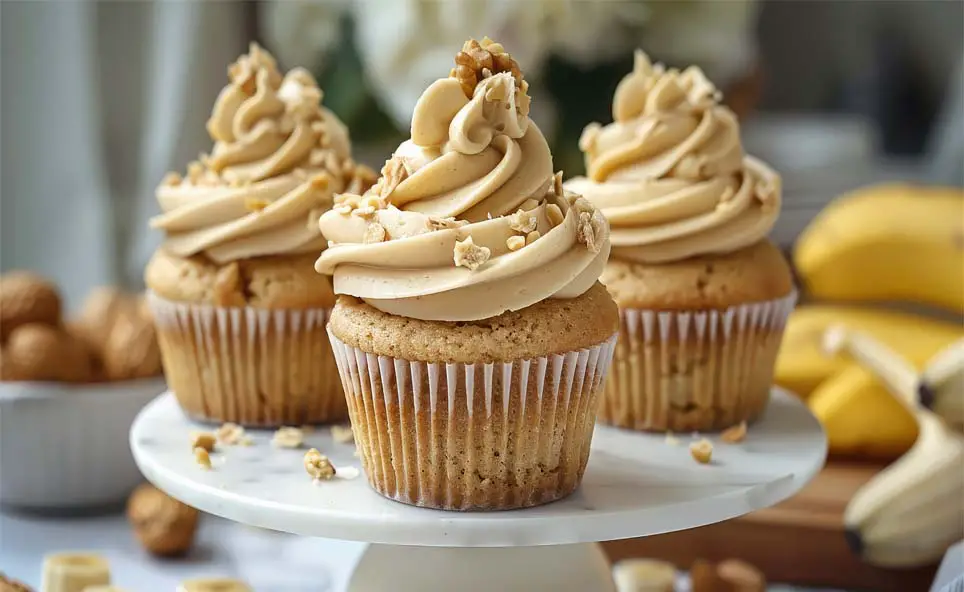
[612,558,675,592]
[41,553,110,592]
[176,579,252,592]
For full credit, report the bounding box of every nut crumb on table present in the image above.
[304,448,336,481]
[330,424,354,444]
[216,422,245,445]
[272,426,304,449]
[193,447,212,470]
[689,439,713,464]
[721,421,747,444]
[190,432,216,452]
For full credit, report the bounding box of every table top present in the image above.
[131,389,826,547]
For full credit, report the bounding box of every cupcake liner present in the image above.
[601,291,797,432]
[148,292,347,426]
[328,327,617,511]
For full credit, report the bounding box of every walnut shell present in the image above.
[0,272,62,341]
[126,483,199,557]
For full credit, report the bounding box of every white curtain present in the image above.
[0,1,251,308]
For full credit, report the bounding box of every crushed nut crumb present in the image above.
[545,203,564,228]
[330,424,354,444]
[191,432,216,452]
[194,447,213,470]
[665,432,680,446]
[187,161,204,183]
[217,423,245,446]
[162,172,183,186]
[721,421,747,444]
[272,427,304,449]
[690,439,713,464]
[576,211,600,253]
[553,171,564,197]
[244,197,271,212]
[364,222,388,244]
[453,236,491,270]
[526,230,541,245]
[508,209,537,234]
[304,448,336,480]
[506,235,525,251]
[427,216,467,231]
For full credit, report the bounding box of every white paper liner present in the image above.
[148,292,346,426]
[601,291,798,432]
[328,328,617,511]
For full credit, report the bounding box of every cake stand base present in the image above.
[348,542,615,592]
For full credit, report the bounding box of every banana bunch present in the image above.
[778,183,964,458]
[825,327,964,568]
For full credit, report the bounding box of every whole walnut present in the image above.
[73,287,136,354]
[127,484,199,557]
[102,310,162,380]
[0,272,62,341]
[1,323,93,382]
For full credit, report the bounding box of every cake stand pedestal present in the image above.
[131,389,825,591]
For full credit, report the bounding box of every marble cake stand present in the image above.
[131,389,826,591]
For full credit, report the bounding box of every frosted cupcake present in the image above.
[145,44,374,426]
[316,38,619,510]
[566,51,796,432]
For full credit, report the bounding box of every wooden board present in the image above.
[601,461,938,592]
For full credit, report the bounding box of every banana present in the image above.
[919,338,964,431]
[827,327,964,568]
[794,184,964,312]
[611,558,675,592]
[177,579,252,592]
[776,305,962,398]
[40,553,110,592]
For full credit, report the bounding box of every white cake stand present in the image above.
[131,389,825,591]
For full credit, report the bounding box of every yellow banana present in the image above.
[827,327,964,568]
[776,305,963,397]
[794,184,964,312]
[41,553,110,592]
[919,338,964,431]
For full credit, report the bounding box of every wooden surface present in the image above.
[602,461,938,592]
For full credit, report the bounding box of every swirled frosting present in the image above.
[565,50,781,264]
[315,39,610,322]
[150,43,373,264]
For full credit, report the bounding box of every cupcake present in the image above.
[145,44,375,426]
[565,51,796,432]
[315,38,619,510]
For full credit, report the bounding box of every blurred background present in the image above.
[1,0,962,307]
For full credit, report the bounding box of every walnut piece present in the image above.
[127,483,199,557]
[545,203,564,228]
[216,422,246,446]
[552,171,564,197]
[576,211,600,254]
[427,216,467,231]
[330,424,354,444]
[689,439,713,464]
[373,156,409,199]
[526,230,541,245]
[191,432,217,452]
[453,236,491,271]
[363,222,388,244]
[194,447,213,470]
[721,421,748,444]
[272,427,304,449]
[452,37,523,99]
[506,236,525,252]
[304,448,336,481]
[508,209,537,234]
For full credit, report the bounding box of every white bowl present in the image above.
[0,377,166,511]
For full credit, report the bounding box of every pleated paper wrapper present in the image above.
[329,328,617,511]
[148,292,347,426]
[601,291,798,432]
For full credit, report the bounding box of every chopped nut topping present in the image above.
[187,161,204,183]
[427,216,467,231]
[576,211,600,253]
[194,447,213,470]
[191,432,216,452]
[363,222,388,244]
[334,203,353,215]
[545,203,564,227]
[506,236,525,251]
[244,197,271,212]
[304,448,336,480]
[352,195,386,219]
[452,37,524,99]
[721,421,747,444]
[508,209,537,234]
[526,230,541,245]
[217,422,246,446]
[162,172,183,186]
[553,171,564,197]
[272,426,304,449]
[689,439,713,464]
[330,424,354,444]
[373,156,409,199]
[453,236,491,271]
[310,172,331,190]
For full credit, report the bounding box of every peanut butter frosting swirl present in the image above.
[315,38,610,322]
[565,50,781,264]
[150,43,374,264]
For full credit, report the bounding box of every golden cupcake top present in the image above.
[315,38,611,322]
[150,43,375,264]
[565,50,781,264]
